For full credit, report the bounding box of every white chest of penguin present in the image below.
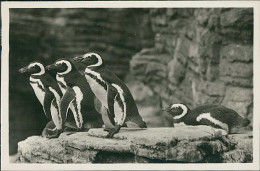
[29,77,45,105]
[56,75,67,94]
[84,74,108,108]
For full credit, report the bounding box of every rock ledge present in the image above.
[17,126,252,163]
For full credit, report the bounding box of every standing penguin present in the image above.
[19,62,64,138]
[45,58,104,132]
[162,103,250,133]
[73,52,147,138]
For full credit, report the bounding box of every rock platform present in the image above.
[17,126,252,163]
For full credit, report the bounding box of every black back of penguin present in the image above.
[204,106,250,132]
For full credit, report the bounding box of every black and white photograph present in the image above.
[1,1,260,170]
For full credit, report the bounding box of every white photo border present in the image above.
[1,1,260,170]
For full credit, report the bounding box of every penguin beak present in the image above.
[45,64,56,70]
[18,67,28,73]
[73,56,84,62]
[162,106,171,112]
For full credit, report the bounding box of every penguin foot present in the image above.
[65,132,77,136]
[41,121,57,137]
[45,128,63,139]
[64,126,86,132]
[103,127,112,132]
[42,128,57,138]
[106,132,116,138]
[64,127,78,132]
[76,127,87,132]
[105,125,121,138]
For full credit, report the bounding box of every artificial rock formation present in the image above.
[129,8,253,128]
[17,126,252,163]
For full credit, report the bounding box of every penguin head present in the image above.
[162,103,189,120]
[19,62,45,76]
[46,59,75,75]
[73,52,103,68]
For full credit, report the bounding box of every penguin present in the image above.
[19,62,64,138]
[73,52,147,138]
[162,103,251,133]
[45,58,104,132]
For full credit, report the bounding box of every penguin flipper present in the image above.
[107,85,117,121]
[43,91,55,120]
[60,87,76,128]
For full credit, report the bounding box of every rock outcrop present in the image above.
[17,127,252,163]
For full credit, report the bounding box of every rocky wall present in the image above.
[130,8,253,127]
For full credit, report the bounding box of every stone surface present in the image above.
[220,8,253,42]
[219,60,253,78]
[222,134,253,163]
[220,44,253,63]
[17,127,252,163]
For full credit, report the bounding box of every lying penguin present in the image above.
[45,58,104,137]
[73,52,147,138]
[162,103,250,133]
[19,62,64,138]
